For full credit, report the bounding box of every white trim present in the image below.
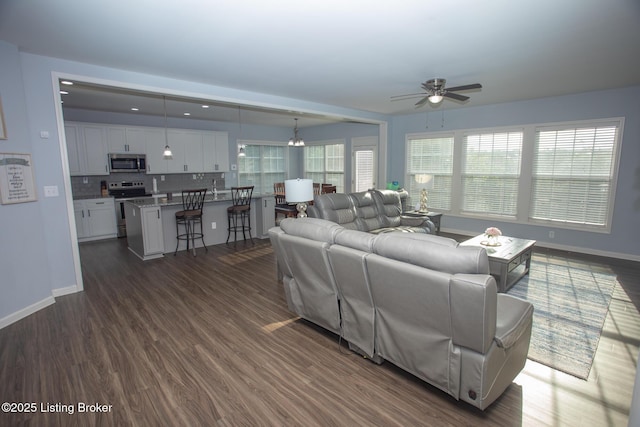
[0,296,56,330]
[52,73,84,293]
[443,227,640,262]
[52,285,80,297]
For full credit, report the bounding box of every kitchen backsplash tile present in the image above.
[71,172,226,198]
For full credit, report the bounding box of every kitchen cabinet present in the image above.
[65,121,228,175]
[74,198,117,242]
[167,129,206,173]
[142,206,165,256]
[124,202,164,260]
[65,123,109,176]
[256,195,276,238]
[203,131,229,172]
[107,126,146,153]
[144,128,168,174]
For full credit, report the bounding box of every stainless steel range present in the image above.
[108,181,152,237]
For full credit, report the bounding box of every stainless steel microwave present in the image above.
[108,153,146,173]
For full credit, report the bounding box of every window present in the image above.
[406,135,454,211]
[462,131,523,217]
[530,123,619,228]
[404,118,622,232]
[303,142,345,192]
[238,144,287,194]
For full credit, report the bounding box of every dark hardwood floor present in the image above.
[1,237,638,426]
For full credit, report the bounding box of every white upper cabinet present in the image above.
[108,127,146,153]
[145,128,169,174]
[64,122,229,175]
[65,123,108,175]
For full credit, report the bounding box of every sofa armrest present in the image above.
[399,216,435,233]
[450,274,497,354]
[494,294,534,349]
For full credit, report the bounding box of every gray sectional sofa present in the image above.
[308,189,435,234]
[268,217,533,410]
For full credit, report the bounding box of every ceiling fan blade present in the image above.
[390,92,425,100]
[445,83,482,92]
[415,96,430,107]
[443,92,469,101]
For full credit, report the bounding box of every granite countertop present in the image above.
[73,195,114,201]
[125,192,273,208]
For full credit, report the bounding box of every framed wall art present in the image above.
[0,153,38,204]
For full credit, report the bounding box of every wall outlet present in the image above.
[211,222,216,229]
[44,185,59,197]
[161,175,165,181]
[549,230,555,239]
[192,174,196,180]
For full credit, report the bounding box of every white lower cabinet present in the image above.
[74,198,117,242]
[141,207,164,256]
[124,202,164,260]
[256,196,276,238]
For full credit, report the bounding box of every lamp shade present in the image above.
[285,178,313,203]
[415,174,434,189]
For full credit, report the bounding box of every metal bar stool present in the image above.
[174,188,207,256]
[226,186,254,244]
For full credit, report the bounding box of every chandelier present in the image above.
[288,118,305,147]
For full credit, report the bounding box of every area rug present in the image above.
[507,255,617,379]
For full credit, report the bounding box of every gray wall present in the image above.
[0,42,55,321]
[389,86,640,258]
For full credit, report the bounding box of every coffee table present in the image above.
[460,234,536,293]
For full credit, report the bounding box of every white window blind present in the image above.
[530,124,618,227]
[406,136,454,210]
[355,150,374,192]
[238,144,286,194]
[462,131,523,217]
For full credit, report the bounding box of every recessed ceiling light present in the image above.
[131,107,139,111]
[59,90,69,95]
[201,105,210,109]
[183,112,191,116]
[60,80,74,86]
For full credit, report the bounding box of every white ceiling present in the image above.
[1,0,639,126]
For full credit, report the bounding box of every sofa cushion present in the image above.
[372,233,490,275]
[372,189,403,227]
[349,191,384,232]
[334,229,377,252]
[279,217,343,243]
[310,193,360,230]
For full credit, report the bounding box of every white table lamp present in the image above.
[285,178,314,218]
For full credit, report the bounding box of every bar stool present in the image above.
[174,188,207,256]
[226,186,254,244]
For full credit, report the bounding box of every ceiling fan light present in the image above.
[288,138,294,146]
[428,94,443,104]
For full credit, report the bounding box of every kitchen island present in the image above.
[124,192,275,260]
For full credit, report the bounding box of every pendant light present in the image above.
[162,96,173,159]
[288,118,305,147]
[237,107,246,157]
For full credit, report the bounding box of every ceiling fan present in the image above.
[391,78,482,107]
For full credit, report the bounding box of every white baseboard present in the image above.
[443,227,640,262]
[52,285,80,297]
[0,296,56,330]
